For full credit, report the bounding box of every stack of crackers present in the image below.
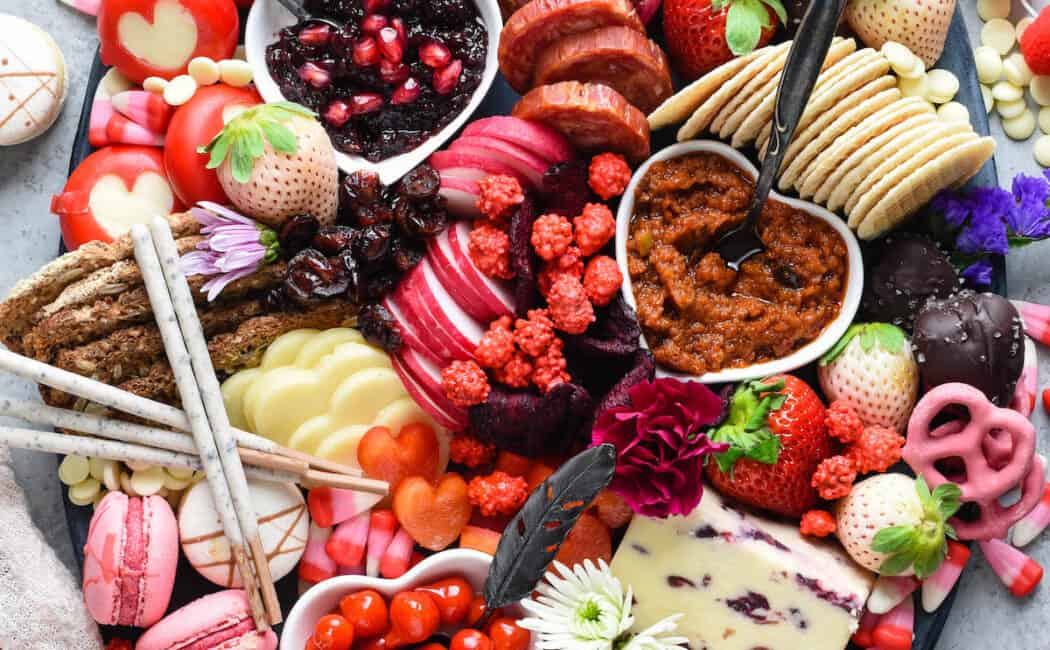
[649,38,997,240]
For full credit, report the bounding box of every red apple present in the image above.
[450,135,550,188]
[461,116,574,165]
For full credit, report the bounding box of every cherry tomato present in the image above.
[339,589,390,639]
[487,618,531,650]
[314,614,355,650]
[97,0,239,83]
[389,591,440,644]
[416,577,473,625]
[466,596,503,627]
[164,84,261,205]
[52,145,184,250]
[451,629,493,650]
[355,635,392,650]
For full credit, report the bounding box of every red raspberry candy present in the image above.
[826,400,864,444]
[582,255,623,307]
[476,174,524,222]
[588,152,632,200]
[532,338,570,393]
[538,246,584,298]
[547,274,596,335]
[468,223,514,280]
[450,434,496,468]
[467,471,530,516]
[573,203,615,256]
[475,319,516,369]
[441,360,491,408]
[531,213,574,261]
[492,350,533,388]
[514,309,556,357]
[811,455,857,501]
[848,425,905,474]
[800,510,836,537]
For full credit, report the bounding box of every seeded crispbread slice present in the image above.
[820,113,937,210]
[798,97,934,199]
[757,51,890,155]
[857,137,997,240]
[648,47,766,131]
[776,78,899,191]
[732,38,858,148]
[711,43,792,136]
[845,122,972,223]
[676,42,793,141]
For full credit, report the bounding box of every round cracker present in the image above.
[776,78,899,191]
[724,70,781,141]
[822,114,938,211]
[729,38,859,147]
[677,43,791,141]
[798,97,934,199]
[845,123,973,222]
[712,44,792,136]
[648,49,763,130]
[757,51,890,155]
[857,137,997,239]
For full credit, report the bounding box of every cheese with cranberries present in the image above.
[610,487,874,650]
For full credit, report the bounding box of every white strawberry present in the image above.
[835,473,961,578]
[201,101,339,229]
[844,0,955,66]
[818,322,918,432]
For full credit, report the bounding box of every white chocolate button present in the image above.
[1004,109,1037,140]
[162,469,193,491]
[1018,17,1035,41]
[188,56,220,86]
[130,466,167,496]
[0,16,69,146]
[938,101,970,125]
[88,457,106,481]
[125,460,153,472]
[983,18,1017,55]
[143,76,168,94]
[977,0,1011,21]
[975,46,1004,85]
[898,57,926,80]
[982,84,995,113]
[102,461,122,492]
[99,66,132,100]
[927,69,960,101]
[883,42,916,74]
[992,80,1025,102]
[1035,135,1050,166]
[163,74,198,106]
[69,478,101,506]
[1005,53,1034,87]
[58,455,90,486]
[1039,106,1050,133]
[997,98,1028,119]
[899,73,930,98]
[218,59,254,88]
[1032,76,1050,105]
[166,465,195,480]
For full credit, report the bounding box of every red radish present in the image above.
[438,176,483,219]
[427,232,501,322]
[390,354,463,430]
[461,116,574,164]
[397,266,471,361]
[418,258,485,349]
[429,150,531,188]
[450,135,550,187]
[448,221,515,316]
[392,280,459,363]
[393,348,469,429]
[401,262,479,360]
[381,296,443,366]
[440,168,488,183]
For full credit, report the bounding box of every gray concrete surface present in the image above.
[0,1,1047,647]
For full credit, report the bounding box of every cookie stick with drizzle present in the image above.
[131,224,270,629]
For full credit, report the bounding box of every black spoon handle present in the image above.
[274,0,312,22]
[749,0,849,214]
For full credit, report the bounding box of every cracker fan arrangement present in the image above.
[5,0,1050,648]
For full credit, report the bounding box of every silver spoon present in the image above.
[273,0,343,29]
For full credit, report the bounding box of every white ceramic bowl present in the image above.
[246,0,501,186]
[614,140,864,384]
[281,549,536,649]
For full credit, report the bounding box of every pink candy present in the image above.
[851,609,881,648]
[380,528,414,579]
[308,487,384,528]
[1012,300,1050,347]
[88,99,113,148]
[112,90,174,133]
[106,113,165,146]
[326,511,370,569]
[299,523,337,583]
[980,538,1044,597]
[921,540,970,612]
[871,596,914,650]
[867,575,919,615]
[58,0,101,15]
[366,510,398,577]
[1012,478,1050,548]
[903,382,1042,540]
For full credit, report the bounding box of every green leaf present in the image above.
[243,124,266,159]
[932,482,963,520]
[707,378,788,474]
[879,552,916,576]
[748,433,781,465]
[725,0,766,56]
[231,144,255,184]
[859,328,877,352]
[820,324,863,365]
[259,120,298,154]
[204,134,232,170]
[872,324,907,355]
[872,525,917,553]
[759,0,787,25]
[915,475,932,503]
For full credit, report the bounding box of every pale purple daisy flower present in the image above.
[182,202,280,301]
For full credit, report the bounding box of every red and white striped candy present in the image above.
[872,596,914,650]
[1013,300,1050,346]
[980,538,1044,597]
[851,609,881,648]
[1013,482,1050,548]
[88,98,112,147]
[867,575,920,615]
[338,564,364,576]
[366,510,398,577]
[380,527,414,579]
[111,90,175,133]
[921,539,971,612]
[307,486,383,528]
[298,523,337,583]
[106,113,164,146]
[325,511,370,569]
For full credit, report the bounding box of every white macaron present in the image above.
[0,14,68,146]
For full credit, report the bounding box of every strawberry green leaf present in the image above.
[725,0,767,56]
[916,475,932,502]
[879,551,916,576]
[205,133,231,171]
[708,378,785,474]
[820,324,863,365]
[259,120,297,154]
[820,323,908,365]
[868,477,963,579]
[872,525,917,553]
[232,145,255,184]
[243,124,265,159]
[932,482,962,521]
[758,0,787,25]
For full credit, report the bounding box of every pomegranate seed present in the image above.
[360,14,387,34]
[391,77,422,104]
[432,59,462,95]
[350,93,384,115]
[298,23,332,47]
[391,17,407,46]
[379,59,410,84]
[377,27,404,63]
[324,99,353,127]
[418,41,452,68]
[298,61,332,89]
[363,0,390,13]
[352,37,381,67]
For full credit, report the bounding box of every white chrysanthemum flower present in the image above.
[518,560,634,650]
[621,614,689,650]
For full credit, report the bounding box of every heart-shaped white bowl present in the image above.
[281,549,536,649]
[615,140,864,384]
[245,0,501,186]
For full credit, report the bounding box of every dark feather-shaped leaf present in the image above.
[483,444,617,610]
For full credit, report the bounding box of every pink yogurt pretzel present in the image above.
[903,382,1044,540]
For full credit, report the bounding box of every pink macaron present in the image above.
[136,590,279,650]
[82,491,179,628]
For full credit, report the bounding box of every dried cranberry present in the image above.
[393,197,446,239]
[283,249,349,304]
[358,303,403,352]
[360,13,387,34]
[361,272,400,300]
[431,59,462,95]
[341,171,382,210]
[391,237,425,272]
[353,204,394,227]
[352,224,393,263]
[324,99,353,127]
[398,164,440,201]
[279,214,321,256]
[419,40,452,68]
[390,77,421,104]
[312,226,357,255]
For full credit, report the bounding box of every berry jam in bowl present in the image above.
[246,0,500,185]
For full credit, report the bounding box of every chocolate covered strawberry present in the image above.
[705,375,834,518]
[844,0,954,66]
[663,0,787,80]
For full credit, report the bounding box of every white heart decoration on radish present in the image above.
[88,172,175,238]
[117,0,199,70]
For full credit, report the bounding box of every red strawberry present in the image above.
[663,0,786,81]
[705,375,834,518]
[1022,7,1050,75]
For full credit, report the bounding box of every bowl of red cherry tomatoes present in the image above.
[282,548,536,650]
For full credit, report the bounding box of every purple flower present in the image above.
[930,190,973,228]
[956,214,1009,255]
[182,202,279,301]
[1009,174,1050,239]
[961,259,994,288]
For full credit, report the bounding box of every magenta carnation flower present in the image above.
[591,378,728,519]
